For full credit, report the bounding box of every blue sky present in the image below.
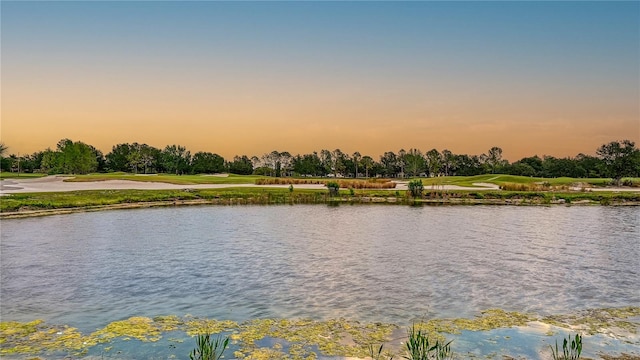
[2,1,638,159]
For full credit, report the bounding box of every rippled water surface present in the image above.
[1,205,639,357]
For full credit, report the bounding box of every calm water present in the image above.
[1,205,639,357]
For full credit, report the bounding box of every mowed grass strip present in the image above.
[0,172,47,179]
[63,173,265,185]
[413,175,638,187]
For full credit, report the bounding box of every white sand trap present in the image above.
[0,176,326,195]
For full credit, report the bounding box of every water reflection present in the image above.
[1,205,638,333]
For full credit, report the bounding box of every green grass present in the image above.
[0,188,336,212]
[412,175,638,187]
[8,172,639,188]
[0,172,47,179]
[64,173,266,185]
[2,187,639,214]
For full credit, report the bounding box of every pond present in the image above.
[1,205,639,359]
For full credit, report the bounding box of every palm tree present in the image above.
[361,156,374,178]
[352,151,361,178]
[0,142,7,172]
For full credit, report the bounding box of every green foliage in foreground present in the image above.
[550,333,582,360]
[190,333,229,360]
[404,324,452,360]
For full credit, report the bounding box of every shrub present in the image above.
[408,180,424,198]
[326,181,340,197]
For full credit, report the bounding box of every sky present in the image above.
[1,1,638,161]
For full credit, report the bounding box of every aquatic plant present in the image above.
[369,343,394,360]
[404,324,453,360]
[542,307,640,335]
[550,333,582,360]
[1,307,636,357]
[190,333,229,360]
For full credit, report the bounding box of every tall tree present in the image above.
[330,149,345,177]
[162,145,191,175]
[106,143,133,172]
[425,149,442,177]
[404,149,425,177]
[441,150,456,176]
[486,146,504,174]
[380,151,398,177]
[352,151,361,178]
[0,142,8,171]
[596,140,640,184]
[398,149,407,178]
[54,139,98,174]
[228,155,253,175]
[192,152,225,174]
[361,155,374,178]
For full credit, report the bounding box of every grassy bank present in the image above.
[2,188,639,218]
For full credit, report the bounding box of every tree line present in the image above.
[1,139,639,183]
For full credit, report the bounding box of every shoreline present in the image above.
[2,195,639,220]
[2,176,639,219]
[1,306,638,358]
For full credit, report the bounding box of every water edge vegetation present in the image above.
[1,307,637,358]
[2,187,640,218]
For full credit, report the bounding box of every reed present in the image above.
[189,333,229,360]
[550,333,582,360]
[404,324,453,360]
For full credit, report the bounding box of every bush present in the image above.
[621,179,638,187]
[326,181,340,197]
[408,179,424,198]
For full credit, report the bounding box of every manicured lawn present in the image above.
[0,172,47,179]
[412,174,636,187]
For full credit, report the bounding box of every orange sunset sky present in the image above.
[1,2,638,161]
